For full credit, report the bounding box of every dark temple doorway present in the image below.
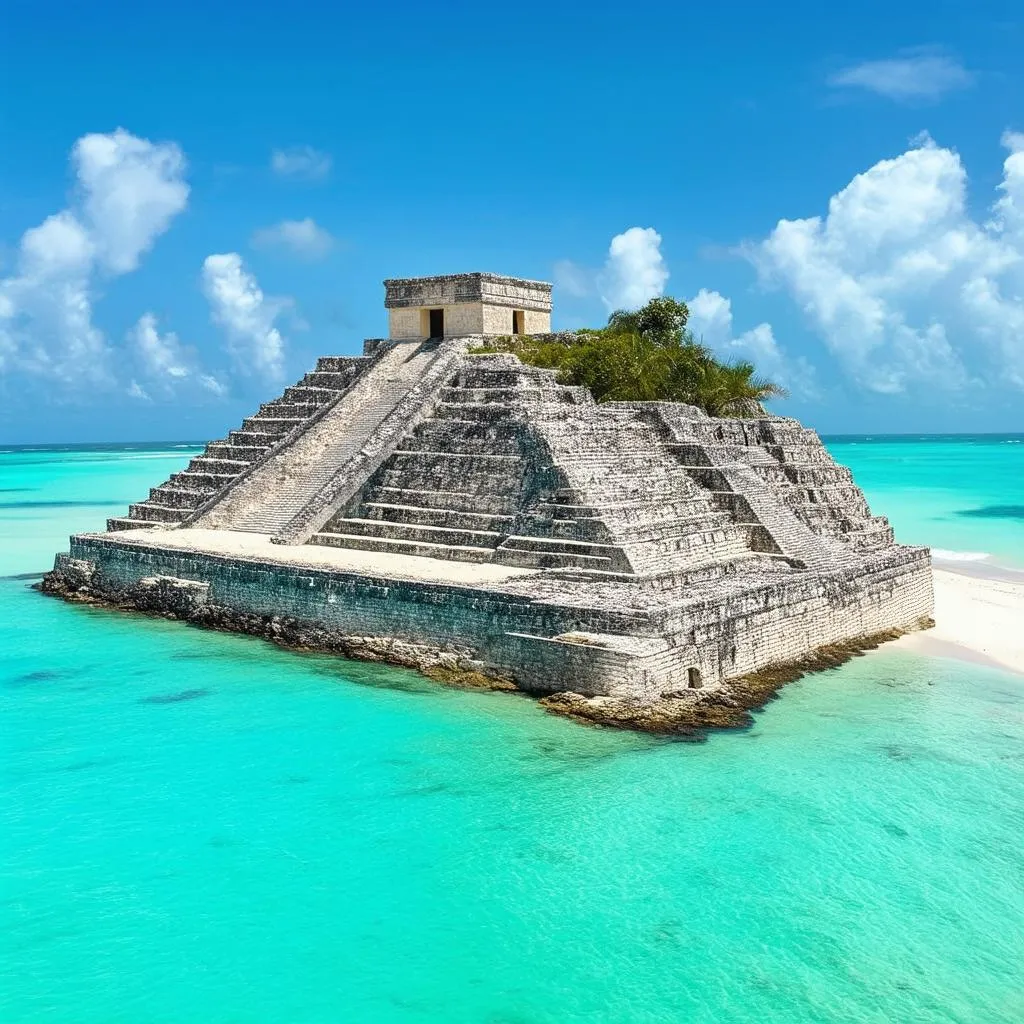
[428,308,444,338]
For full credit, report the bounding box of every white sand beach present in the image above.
[895,566,1024,676]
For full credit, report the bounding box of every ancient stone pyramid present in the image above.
[46,276,933,726]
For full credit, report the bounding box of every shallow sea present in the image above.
[2,437,1022,1023]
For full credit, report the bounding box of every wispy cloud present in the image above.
[270,145,332,181]
[688,288,817,398]
[201,252,288,381]
[251,218,334,260]
[127,312,226,398]
[828,51,972,102]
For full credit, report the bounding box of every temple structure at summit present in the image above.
[43,272,934,729]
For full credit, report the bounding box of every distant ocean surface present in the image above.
[2,436,1022,1022]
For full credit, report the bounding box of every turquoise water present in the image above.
[825,434,1024,571]
[2,439,1023,1023]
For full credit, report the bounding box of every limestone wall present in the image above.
[53,535,932,699]
[388,302,549,338]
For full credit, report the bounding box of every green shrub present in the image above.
[471,296,787,417]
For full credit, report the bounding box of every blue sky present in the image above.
[1,0,1022,442]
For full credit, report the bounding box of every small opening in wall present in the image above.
[687,667,702,689]
[512,309,525,334]
[428,308,445,338]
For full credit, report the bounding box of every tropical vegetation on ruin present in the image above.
[475,296,787,417]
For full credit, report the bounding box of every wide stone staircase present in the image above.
[534,403,767,576]
[310,359,771,577]
[107,356,370,531]
[310,362,633,571]
[196,338,452,536]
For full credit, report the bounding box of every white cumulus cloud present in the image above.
[555,227,670,311]
[73,128,189,273]
[828,51,972,102]
[688,288,816,396]
[202,253,287,380]
[598,227,669,311]
[748,133,1024,392]
[0,129,189,388]
[270,145,332,180]
[251,218,334,260]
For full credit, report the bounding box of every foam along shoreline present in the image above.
[894,563,1024,675]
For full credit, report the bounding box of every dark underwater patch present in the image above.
[62,759,106,773]
[139,688,211,704]
[955,504,1024,522]
[1,572,46,581]
[881,744,914,761]
[6,669,62,686]
[392,782,454,798]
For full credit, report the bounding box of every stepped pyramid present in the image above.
[45,273,934,721]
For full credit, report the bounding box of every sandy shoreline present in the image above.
[893,563,1024,676]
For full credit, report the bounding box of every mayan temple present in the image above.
[43,273,935,729]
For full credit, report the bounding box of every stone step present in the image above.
[301,370,354,389]
[764,444,835,466]
[791,503,863,526]
[204,443,267,462]
[227,430,281,448]
[259,401,319,419]
[322,517,502,549]
[366,486,517,515]
[781,465,853,485]
[107,517,167,532]
[532,500,601,517]
[846,521,894,551]
[617,510,738,542]
[398,433,523,456]
[149,485,212,510]
[185,456,250,475]
[169,471,236,493]
[514,515,611,544]
[414,418,527,442]
[362,502,514,532]
[316,355,368,373]
[438,386,574,405]
[433,403,518,422]
[390,449,524,465]
[454,368,536,388]
[241,416,302,435]
[372,465,524,496]
[499,536,626,569]
[281,385,339,404]
[309,532,496,564]
[493,547,615,571]
[499,534,627,560]
[644,525,756,559]
[127,502,191,524]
